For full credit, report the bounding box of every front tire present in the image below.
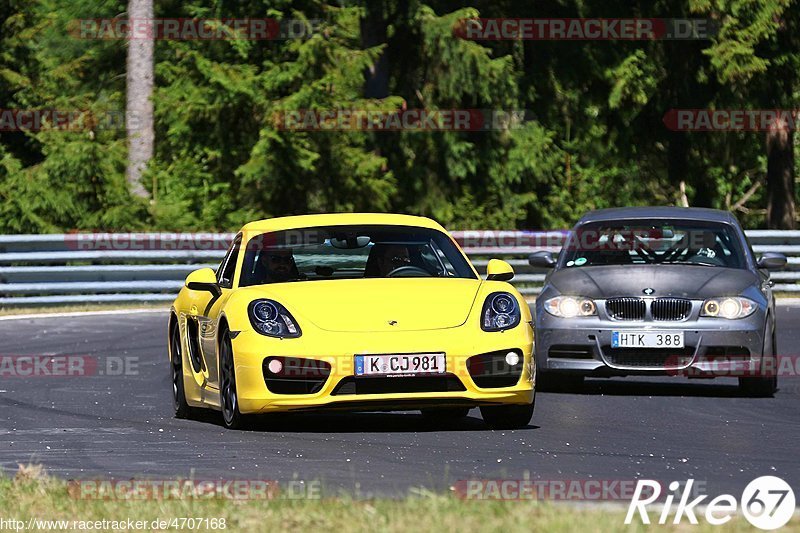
[739,374,777,397]
[739,329,778,398]
[219,331,248,429]
[171,325,194,419]
[480,393,535,430]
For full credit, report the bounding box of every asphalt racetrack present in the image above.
[1,306,799,497]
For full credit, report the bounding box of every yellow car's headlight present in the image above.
[544,296,597,318]
[249,299,302,338]
[481,292,521,331]
[700,297,756,319]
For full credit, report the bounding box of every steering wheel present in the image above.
[658,238,688,263]
[386,265,433,278]
[618,231,656,264]
[686,249,725,266]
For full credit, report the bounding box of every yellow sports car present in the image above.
[168,214,535,429]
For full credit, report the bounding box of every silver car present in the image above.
[530,207,786,397]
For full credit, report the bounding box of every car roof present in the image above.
[575,206,738,226]
[240,213,447,235]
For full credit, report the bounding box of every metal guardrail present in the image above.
[0,230,798,306]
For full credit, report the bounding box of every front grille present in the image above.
[331,374,466,395]
[548,345,594,359]
[467,350,524,388]
[606,298,646,320]
[652,298,692,321]
[602,346,694,368]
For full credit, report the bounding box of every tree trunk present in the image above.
[360,0,389,99]
[667,130,690,204]
[125,0,154,199]
[766,124,795,229]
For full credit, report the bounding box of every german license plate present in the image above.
[355,353,446,377]
[612,331,684,348]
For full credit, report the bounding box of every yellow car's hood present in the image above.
[240,278,482,332]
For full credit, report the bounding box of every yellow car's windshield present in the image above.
[239,225,476,285]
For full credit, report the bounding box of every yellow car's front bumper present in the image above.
[229,325,535,414]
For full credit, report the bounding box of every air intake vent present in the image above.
[602,347,694,368]
[331,375,465,395]
[262,357,331,395]
[467,350,524,388]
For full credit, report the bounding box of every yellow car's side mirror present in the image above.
[185,267,221,297]
[486,259,514,282]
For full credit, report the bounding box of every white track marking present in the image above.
[0,308,168,321]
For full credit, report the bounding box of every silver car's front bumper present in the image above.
[534,302,767,377]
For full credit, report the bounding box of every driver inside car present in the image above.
[252,249,301,283]
[364,244,413,277]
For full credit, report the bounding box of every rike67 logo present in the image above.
[625,476,795,529]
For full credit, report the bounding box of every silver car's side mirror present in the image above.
[757,252,787,270]
[529,251,557,269]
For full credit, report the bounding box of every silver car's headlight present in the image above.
[248,299,302,338]
[700,297,756,319]
[481,292,521,331]
[544,296,597,318]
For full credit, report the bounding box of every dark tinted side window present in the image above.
[217,235,242,288]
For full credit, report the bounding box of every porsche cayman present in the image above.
[168,214,535,429]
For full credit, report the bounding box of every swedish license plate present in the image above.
[355,353,446,377]
[612,331,684,348]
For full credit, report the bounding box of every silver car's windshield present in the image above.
[559,220,746,269]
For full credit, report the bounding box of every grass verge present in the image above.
[0,467,792,532]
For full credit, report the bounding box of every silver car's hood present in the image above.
[547,265,759,299]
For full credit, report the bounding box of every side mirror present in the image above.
[486,259,514,281]
[528,251,557,269]
[185,267,221,297]
[757,252,787,270]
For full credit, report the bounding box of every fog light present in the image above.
[505,351,520,366]
[267,359,283,374]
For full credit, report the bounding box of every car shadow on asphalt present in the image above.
[188,410,541,433]
[547,377,761,397]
